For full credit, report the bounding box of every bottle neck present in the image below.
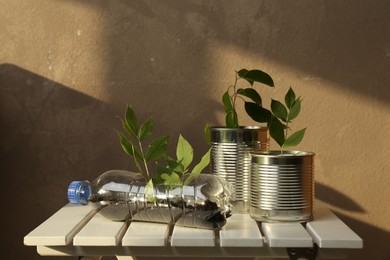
[68,181,91,205]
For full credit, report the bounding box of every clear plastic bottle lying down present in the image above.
[68,170,233,229]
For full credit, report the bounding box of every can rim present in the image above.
[210,126,268,131]
[210,126,268,143]
[251,150,315,157]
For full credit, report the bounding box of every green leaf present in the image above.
[239,69,274,87]
[176,135,194,170]
[145,179,156,202]
[237,69,252,85]
[244,102,271,123]
[237,69,249,78]
[204,123,211,145]
[125,105,139,139]
[156,163,169,175]
[222,91,233,113]
[271,99,288,122]
[145,135,169,162]
[116,131,142,160]
[226,110,238,128]
[287,98,301,121]
[154,164,170,184]
[237,88,262,105]
[132,144,144,177]
[116,131,144,174]
[184,148,211,186]
[161,172,181,187]
[285,87,296,109]
[119,117,132,137]
[166,155,185,174]
[269,116,286,147]
[139,118,154,141]
[283,128,306,148]
[185,149,211,186]
[192,148,211,174]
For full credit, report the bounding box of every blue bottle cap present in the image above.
[68,181,91,205]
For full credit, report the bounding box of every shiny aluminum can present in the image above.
[210,126,269,213]
[250,151,314,222]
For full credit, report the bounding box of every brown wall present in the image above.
[1,1,389,259]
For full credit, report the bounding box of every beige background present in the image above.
[1,1,389,259]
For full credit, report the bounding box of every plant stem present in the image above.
[285,121,289,142]
[232,72,239,111]
[282,121,289,154]
[138,140,150,179]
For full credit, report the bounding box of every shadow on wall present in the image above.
[2,64,390,259]
[4,0,390,259]
[100,0,390,105]
[0,64,128,260]
[0,63,219,260]
[316,183,366,213]
[316,182,390,260]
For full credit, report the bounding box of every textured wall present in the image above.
[1,1,389,259]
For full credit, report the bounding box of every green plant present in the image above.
[222,69,274,128]
[248,87,306,150]
[155,135,211,187]
[116,106,210,186]
[116,105,169,181]
[221,68,306,151]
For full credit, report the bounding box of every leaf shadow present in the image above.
[316,182,366,213]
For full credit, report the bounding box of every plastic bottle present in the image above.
[68,170,233,229]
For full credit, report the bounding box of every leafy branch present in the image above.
[269,87,306,149]
[155,135,211,187]
[116,106,210,187]
[116,105,169,181]
[221,68,306,151]
[223,69,274,128]
[247,87,306,150]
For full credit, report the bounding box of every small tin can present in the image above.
[210,126,269,213]
[250,150,314,222]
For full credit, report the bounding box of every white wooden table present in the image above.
[24,201,362,260]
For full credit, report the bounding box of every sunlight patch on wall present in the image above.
[1,1,110,103]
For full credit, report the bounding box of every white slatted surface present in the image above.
[24,201,363,258]
[306,205,363,248]
[73,213,128,246]
[170,225,215,247]
[220,214,263,247]
[122,222,169,246]
[24,204,96,246]
[262,222,313,247]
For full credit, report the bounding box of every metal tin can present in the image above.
[210,126,269,213]
[250,151,314,222]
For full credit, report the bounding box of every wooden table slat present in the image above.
[24,204,96,246]
[122,222,169,246]
[24,200,364,259]
[171,225,215,247]
[73,213,128,246]
[262,222,313,248]
[307,204,363,248]
[220,214,264,247]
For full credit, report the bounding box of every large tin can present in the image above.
[210,126,269,213]
[250,151,315,222]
